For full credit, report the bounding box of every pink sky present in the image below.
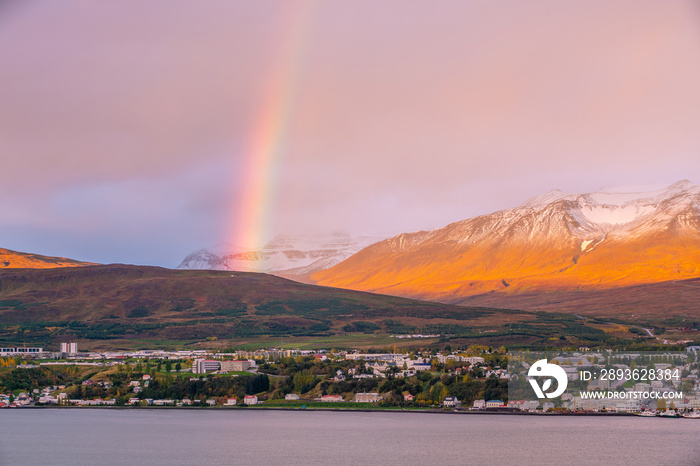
[2,1,700,266]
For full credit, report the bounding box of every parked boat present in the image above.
[637,411,657,417]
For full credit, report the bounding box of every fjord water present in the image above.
[1,410,698,465]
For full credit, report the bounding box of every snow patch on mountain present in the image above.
[520,180,700,236]
[579,203,656,226]
[442,180,700,248]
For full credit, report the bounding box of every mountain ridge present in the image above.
[312,181,700,305]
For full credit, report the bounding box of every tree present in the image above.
[483,376,507,403]
[430,382,447,404]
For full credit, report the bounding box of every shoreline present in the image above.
[10,405,638,416]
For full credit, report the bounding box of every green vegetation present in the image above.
[0,264,680,351]
[0,367,59,392]
[342,321,381,333]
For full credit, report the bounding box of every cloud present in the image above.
[1,1,700,264]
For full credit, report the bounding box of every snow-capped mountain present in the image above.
[177,233,383,279]
[312,180,700,303]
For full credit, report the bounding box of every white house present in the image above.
[442,396,461,408]
[354,392,381,403]
[689,398,700,410]
[507,400,526,410]
[244,395,258,405]
[285,394,300,401]
[524,400,540,411]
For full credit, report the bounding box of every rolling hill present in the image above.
[0,247,96,269]
[0,264,644,350]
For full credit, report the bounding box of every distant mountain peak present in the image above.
[177,233,384,279]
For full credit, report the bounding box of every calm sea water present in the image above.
[1,409,698,465]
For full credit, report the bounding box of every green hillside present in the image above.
[0,265,662,351]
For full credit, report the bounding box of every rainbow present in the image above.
[231,1,316,256]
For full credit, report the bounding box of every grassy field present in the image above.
[229,333,440,351]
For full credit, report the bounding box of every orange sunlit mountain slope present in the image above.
[312,181,700,304]
[0,248,96,269]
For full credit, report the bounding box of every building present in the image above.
[345,353,404,362]
[224,398,237,406]
[153,399,174,406]
[244,395,258,405]
[193,359,221,374]
[634,383,651,392]
[403,393,415,402]
[285,394,300,401]
[486,400,504,408]
[473,399,486,409]
[0,347,44,356]
[617,400,640,413]
[409,363,432,372]
[317,395,344,402]
[354,392,381,403]
[465,357,485,365]
[60,342,78,354]
[220,360,251,372]
[443,396,461,408]
[507,400,526,410]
